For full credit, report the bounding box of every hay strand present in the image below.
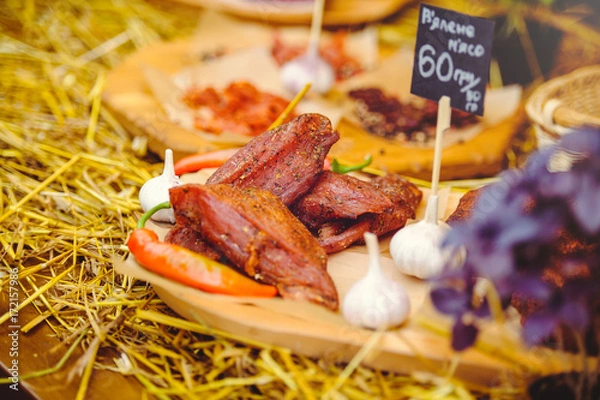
[0,1,526,399]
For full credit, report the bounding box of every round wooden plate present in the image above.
[103,34,524,181]
[115,170,568,386]
[167,0,413,25]
[116,186,497,384]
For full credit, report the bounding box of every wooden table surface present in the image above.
[0,292,145,400]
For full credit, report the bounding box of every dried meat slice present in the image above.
[314,174,422,253]
[318,219,371,254]
[164,225,224,262]
[206,113,339,206]
[370,174,422,215]
[169,183,339,310]
[292,171,394,230]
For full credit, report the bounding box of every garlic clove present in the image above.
[390,194,458,279]
[139,149,180,223]
[280,0,333,95]
[280,54,335,95]
[342,232,411,330]
[390,219,453,279]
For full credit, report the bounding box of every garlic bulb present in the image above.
[280,0,333,95]
[390,195,456,279]
[391,96,464,279]
[342,232,411,330]
[280,54,334,95]
[139,149,180,223]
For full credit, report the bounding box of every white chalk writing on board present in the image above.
[411,4,495,116]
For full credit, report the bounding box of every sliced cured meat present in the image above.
[348,87,479,144]
[313,174,422,253]
[370,174,422,215]
[292,171,394,230]
[206,113,339,206]
[181,81,295,137]
[317,219,371,254]
[169,183,339,310]
[164,225,224,262]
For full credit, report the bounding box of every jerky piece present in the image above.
[292,171,394,230]
[207,113,339,206]
[370,174,422,218]
[316,173,422,253]
[170,183,339,311]
[318,219,371,254]
[164,225,224,262]
[445,187,482,226]
[367,174,422,236]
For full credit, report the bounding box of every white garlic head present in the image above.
[139,149,180,223]
[390,219,453,279]
[280,54,334,95]
[390,194,465,279]
[342,232,411,330]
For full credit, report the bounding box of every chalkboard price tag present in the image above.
[410,3,495,116]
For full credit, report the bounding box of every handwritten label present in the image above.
[410,3,495,116]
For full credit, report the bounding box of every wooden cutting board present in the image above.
[167,0,413,25]
[103,34,524,181]
[114,173,573,387]
[330,108,525,181]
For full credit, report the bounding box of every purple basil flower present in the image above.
[561,127,600,156]
[510,274,552,302]
[571,173,600,234]
[523,312,558,346]
[559,300,589,332]
[431,127,600,352]
[451,320,478,351]
[430,287,470,317]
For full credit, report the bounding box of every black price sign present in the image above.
[410,3,495,116]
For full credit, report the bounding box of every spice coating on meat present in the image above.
[206,113,340,206]
[306,173,422,253]
[445,187,482,226]
[365,174,422,235]
[370,174,422,215]
[169,183,339,310]
[164,225,224,262]
[292,171,394,230]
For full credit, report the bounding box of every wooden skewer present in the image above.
[307,0,326,60]
[424,95,451,224]
[430,95,451,197]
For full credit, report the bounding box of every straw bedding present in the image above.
[0,1,510,398]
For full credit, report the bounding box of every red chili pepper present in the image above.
[177,148,336,175]
[127,202,278,297]
[173,148,240,175]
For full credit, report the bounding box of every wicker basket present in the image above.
[526,65,600,147]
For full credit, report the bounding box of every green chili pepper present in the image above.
[330,154,373,174]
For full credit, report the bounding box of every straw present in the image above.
[0,1,523,398]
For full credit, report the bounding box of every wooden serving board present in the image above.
[103,34,524,180]
[114,171,570,386]
[330,108,525,181]
[103,38,225,161]
[167,0,413,25]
